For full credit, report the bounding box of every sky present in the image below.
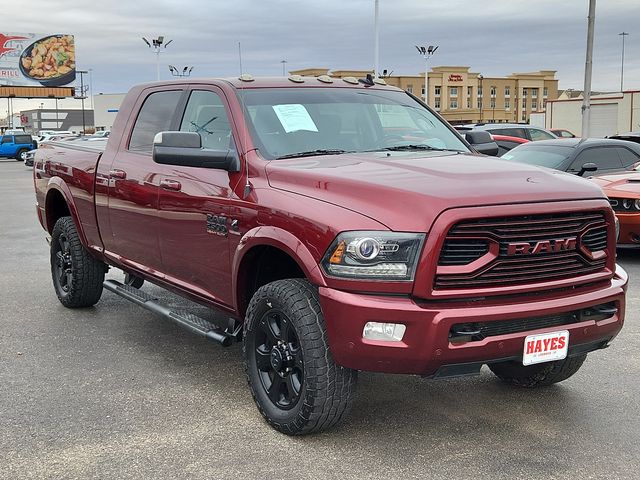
[5,0,640,113]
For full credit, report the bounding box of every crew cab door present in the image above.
[155,88,241,307]
[97,87,185,273]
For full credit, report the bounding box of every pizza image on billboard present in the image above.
[0,32,76,87]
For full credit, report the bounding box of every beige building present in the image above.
[290,66,559,124]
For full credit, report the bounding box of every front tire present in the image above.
[51,216,105,308]
[488,354,587,387]
[244,279,357,435]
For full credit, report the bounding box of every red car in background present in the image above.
[591,168,640,247]
[490,134,529,156]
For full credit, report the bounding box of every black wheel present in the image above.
[488,354,587,387]
[16,148,28,161]
[124,272,144,289]
[244,279,357,435]
[51,216,105,308]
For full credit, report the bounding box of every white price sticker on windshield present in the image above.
[272,104,318,133]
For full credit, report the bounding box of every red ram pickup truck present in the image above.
[34,76,628,435]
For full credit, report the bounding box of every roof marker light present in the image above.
[317,75,333,84]
[238,74,254,82]
[288,75,305,83]
[342,76,358,85]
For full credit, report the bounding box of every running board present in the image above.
[103,279,237,346]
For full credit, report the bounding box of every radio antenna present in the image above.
[238,42,252,199]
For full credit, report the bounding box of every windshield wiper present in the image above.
[381,144,463,152]
[275,149,349,159]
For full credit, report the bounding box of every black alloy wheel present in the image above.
[254,309,304,410]
[53,232,74,294]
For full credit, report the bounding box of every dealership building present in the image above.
[290,66,559,124]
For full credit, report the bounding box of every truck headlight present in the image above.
[321,231,425,281]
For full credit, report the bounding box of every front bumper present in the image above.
[319,264,628,376]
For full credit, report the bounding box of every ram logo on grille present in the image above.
[506,237,577,256]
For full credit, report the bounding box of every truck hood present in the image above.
[590,171,640,197]
[266,152,607,232]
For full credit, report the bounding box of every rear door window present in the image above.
[529,129,555,141]
[489,128,527,139]
[129,90,183,153]
[15,135,32,144]
[614,147,640,167]
[570,147,623,173]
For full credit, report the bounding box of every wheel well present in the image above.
[45,189,71,233]
[237,246,306,317]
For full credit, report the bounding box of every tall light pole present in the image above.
[415,45,438,105]
[77,70,88,134]
[280,60,287,76]
[374,0,380,78]
[477,74,484,122]
[142,36,173,81]
[581,0,596,138]
[619,32,629,92]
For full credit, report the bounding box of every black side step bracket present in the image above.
[103,279,237,346]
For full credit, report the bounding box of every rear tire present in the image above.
[244,278,357,435]
[488,354,587,387]
[51,216,105,308]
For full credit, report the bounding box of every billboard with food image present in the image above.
[0,32,76,87]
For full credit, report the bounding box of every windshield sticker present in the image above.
[272,104,319,133]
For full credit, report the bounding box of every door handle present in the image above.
[109,169,127,179]
[160,179,182,191]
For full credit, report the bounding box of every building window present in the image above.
[434,86,441,96]
[505,98,510,110]
[467,86,472,97]
[522,98,527,109]
[522,88,528,97]
[407,84,413,93]
[466,97,471,109]
[449,87,458,97]
[543,87,548,97]
[477,86,483,97]
[543,99,547,109]
[421,86,425,96]
[434,98,441,110]
[521,111,527,121]
[449,98,458,109]
[532,88,538,98]
[504,86,510,97]
[490,86,497,97]
[490,98,496,108]
[532,99,538,110]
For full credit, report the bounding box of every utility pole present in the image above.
[374,0,379,78]
[581,0,596,138]
[619,32,629,92]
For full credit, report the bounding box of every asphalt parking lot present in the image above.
[1,159,639,480]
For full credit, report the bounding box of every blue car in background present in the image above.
[0,134,38,161]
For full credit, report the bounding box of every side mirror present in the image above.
[152,131,240,172]
[577,162,598,176]
[464,131,499,156]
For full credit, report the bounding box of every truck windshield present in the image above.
[237,87,469,160]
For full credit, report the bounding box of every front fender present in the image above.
[231,226,327,311]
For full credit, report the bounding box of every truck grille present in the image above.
[435,211,609,290]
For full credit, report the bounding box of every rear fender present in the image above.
[44,178,89,247]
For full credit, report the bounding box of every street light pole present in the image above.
[77,70,88,134]
[478,74,483,122]
[168,65,194,78]
[619,32,629,92]
[374,0,379,78]
[142,36,173,81]
[581,0,596,138]
[415,45,438,105]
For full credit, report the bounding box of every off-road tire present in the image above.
[244,278,357,435]
[51,216,105,308]
[16,148,28,161]
[488,354,587,387]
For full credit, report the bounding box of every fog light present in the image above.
[363,322,406,342]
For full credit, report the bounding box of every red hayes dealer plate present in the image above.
[522,330,569,366]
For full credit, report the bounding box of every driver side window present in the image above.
[180,90,233,150]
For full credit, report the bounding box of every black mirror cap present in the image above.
[152,131,240,172]
[464,130,499,156]
[577,162,598,176]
